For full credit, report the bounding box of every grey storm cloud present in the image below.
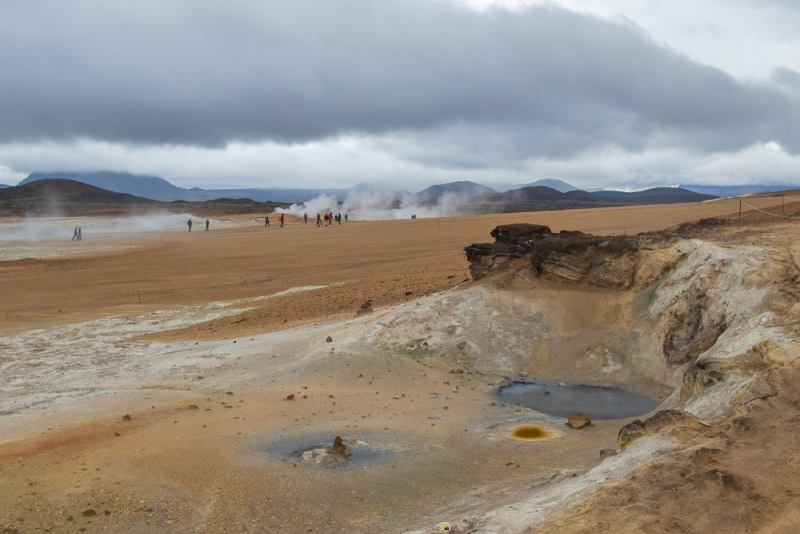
[0,0,797,157]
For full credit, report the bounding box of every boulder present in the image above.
[567,412,591,429]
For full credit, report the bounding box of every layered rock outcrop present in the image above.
[465,224,642,288]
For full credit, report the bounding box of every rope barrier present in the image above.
[614,198,741,234]
[609,195,800,235]
[739,200,800,219]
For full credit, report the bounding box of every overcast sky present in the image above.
[0,0,798,192]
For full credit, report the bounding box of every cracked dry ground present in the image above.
[3,198,800,534]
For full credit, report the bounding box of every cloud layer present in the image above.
[1,1,797,154]
[0,0,798,191]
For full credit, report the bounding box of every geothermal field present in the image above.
[3,196,800,533]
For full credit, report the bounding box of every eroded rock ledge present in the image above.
[465,223,642,288]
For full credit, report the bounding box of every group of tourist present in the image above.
[312,212,347,226]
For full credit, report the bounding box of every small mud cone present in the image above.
[331,436,348,455]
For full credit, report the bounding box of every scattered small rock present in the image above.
[122,414,131,421]
[567,413,591,429]
[326,336,333,343]
[225,391,234,395]
[114,432,120,437]
[187,405,199,410]
[286,394,295,401]
[452,387,459,393]
[600,448,618,459]
[519,372,528,378]
[82,509,97,517]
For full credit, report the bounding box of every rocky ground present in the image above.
[2,196,800,533]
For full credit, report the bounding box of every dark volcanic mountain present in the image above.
[414,181,497,202]
[470,185,716,212]
[481,186,601,206]
[21,172,187,201]
[0,184,10,189]
[591,187,717,204]
[523,178,580,193]
[0,179,285,217]
[681,183,796,198]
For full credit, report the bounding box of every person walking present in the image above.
[303,212,308,224]
[278,213,284,228]
[205,219,210,231]
[265,216,270,227]
[316,213,321,227]
[77,227,82,240]
[72,227,79,241]
[187,219,192,232]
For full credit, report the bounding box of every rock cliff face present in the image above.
[465,224,642,288]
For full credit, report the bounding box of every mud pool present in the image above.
[496,380,662,420]
[256,433,409,470]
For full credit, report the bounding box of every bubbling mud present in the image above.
[496,380,661,420]
[257,433,408,470]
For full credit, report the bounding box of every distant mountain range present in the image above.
[20,172,351,203]
[15,172,796,203]
[470,185,716,212]
[679,184,800,198]
[2,178,722,221]
[0,179,287,217]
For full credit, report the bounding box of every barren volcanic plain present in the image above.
[3,194,800,533]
